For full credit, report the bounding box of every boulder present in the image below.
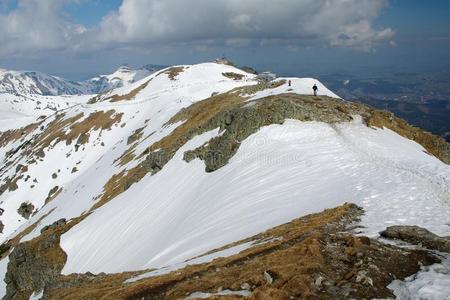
[380,225,450,253]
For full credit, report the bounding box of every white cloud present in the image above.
[0,0,394,57]
[95,0,394,50]
[0,0,86,56]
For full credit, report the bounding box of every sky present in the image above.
[0,0,449,80]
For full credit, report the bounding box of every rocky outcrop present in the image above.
[380,225,450,253]
[183,94,368,172]
[3,215,83,300]
[17,202,35,219]
[4,229,66,299]
[40,218,66,234]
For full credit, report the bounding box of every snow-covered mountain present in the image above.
[0,62,449,299]
[0,69,86,96]
[0,65,165,96]
[82,64,166,94]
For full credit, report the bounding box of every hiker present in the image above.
[312,84,318,96]
[288,80,291,87]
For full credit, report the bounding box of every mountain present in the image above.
[83,64,166,94]
[0,65,166,96]
[0,62,449,299]
[0,69,86,96]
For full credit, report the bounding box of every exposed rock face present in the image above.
[214,58,234,66]
[183,94,366,172]
[40,218,67,234]
[240,66,258,74]
[3,216,81,300]
[380,225,450,253]
[5,230,66,299]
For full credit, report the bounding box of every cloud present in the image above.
[96,0,394,50]
[0,0,86,56]
[0,0,394,57]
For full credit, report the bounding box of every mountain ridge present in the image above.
[0,64,166,96]
[0,62,449,299]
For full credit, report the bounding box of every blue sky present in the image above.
[64,0,122,27]
[0,0,449,80]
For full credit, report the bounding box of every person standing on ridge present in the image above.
[312,84,318,96]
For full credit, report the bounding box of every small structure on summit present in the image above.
[256,71,277,82]
[214,57,235,66]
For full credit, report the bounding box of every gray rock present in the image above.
[240,282,251,290]
[17,202,35,220]
[263,271,273,284]
[40,218,67,233]
[380,225,450,253]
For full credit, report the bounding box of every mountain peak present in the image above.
[115,65,131,72]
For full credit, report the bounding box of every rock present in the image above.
[314,276,324,288]
[380,225,450,253]
[40,218,67,233]
[263,271,274,284]
[240,66,258,75]
[17,202,35,219]
[4,231,66,299]
[241,282,251,290]
[214,57,234,66]
[355,270,373,286]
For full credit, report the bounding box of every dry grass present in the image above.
[163,67,186,80]
[0,122,40,147]
[33,110,122,156]
[367,110,450,164]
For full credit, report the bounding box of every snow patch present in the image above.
[389,254,450,300]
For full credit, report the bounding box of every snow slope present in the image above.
[248,77,339,99]
[59,117,450,274]
[0,62,449,297]
[0,63,257,241]
[82,65,164,94]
